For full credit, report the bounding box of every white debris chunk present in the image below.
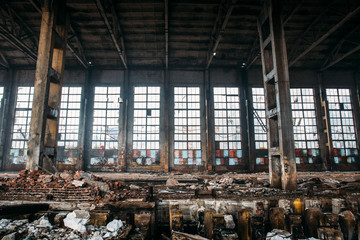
[63,210,90,234]
[106,219,123,232]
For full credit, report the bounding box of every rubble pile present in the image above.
[0,170,148,203]
[0,211,135,240]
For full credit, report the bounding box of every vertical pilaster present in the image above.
[242,69,255,171]
[118,70,129,171]
[201,71,208,171]
[0,69,13,169]
[314,79,328,171]
[26,0,68,171]
[162,70,170,172]
[205,70,213,171]
[239,69,249,170]
[257,0,297,190]
[82,69,94,171]
[318,74,333,170]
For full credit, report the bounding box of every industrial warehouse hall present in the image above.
[0,0,359,239]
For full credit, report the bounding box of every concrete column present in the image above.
[205,70,214,171]
[240,69,253,171]
[351,73,360,160]
[313,81,328,171]
[76,71,87,171]
[26,0,68,171]
[201,71,208,171]
[0,69,14,170]
[257,0,297,190]
[161,70,170,172]
[82,69,94,171]
[317,74,333,170]
[118,70,129,171]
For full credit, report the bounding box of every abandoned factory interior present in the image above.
[0,0,360,239]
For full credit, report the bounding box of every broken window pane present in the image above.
[252,88,268,165]
[10,86,34,164]
[57,87,82,165]
[214,87,242,166]
[132,86,161,166]
[326,88,358,164]
[91,86,120,166]
[290,88,320,164]
[174,87,202,166]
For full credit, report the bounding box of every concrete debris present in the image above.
[223,215,235,229]
[0,219,11,231]
[72,180,86,187]
[36,216,52,228]
[106,219,123,232]
[166,178,179,186]
[266,229,291,240]
[1,232,16,240]
[129,184,141,190]
[63,210,90,233]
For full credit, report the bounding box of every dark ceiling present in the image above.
[0,0,360,71]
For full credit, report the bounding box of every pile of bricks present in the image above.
[0,170,98,202]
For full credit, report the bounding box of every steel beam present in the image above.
[205,0,235,69]
[0,26,37,61]
[257,0,297,190]
[320,25,360,71]
[95,0,128,69]
[289,5,360,67]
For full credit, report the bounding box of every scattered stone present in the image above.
[166,178,179,186]
[71,180,85,187]
[224,215,235,229]
[1,232,16,240]
[266,229,291,240]
[0,219,11,230]
[36,216,52,228]
[129,184,140,190]
[106,219,123,232]
[63,210,90,233]
[54,212,68,226]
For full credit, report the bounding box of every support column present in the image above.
[201,71,208,171]
[205,70,213,172]
[239,69,250,170]
[257,0,297,190]
[26,0,68,171]
[118,70,129,171]
[241,69,256,171]
[351,73,360,165]
[162,70,170,172]
[314,75,329,170]
[0,69,13,169]
[318,74,333,170]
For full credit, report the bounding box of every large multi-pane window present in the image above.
[213,87,242,165]
[57,87,82,164]
[10,87,34,164]
[174,87,201,165]
[326,88,358,164]
[91,87,121,166]
[290,88,320,164]
[132,86,161,166]
[252,88,268,165]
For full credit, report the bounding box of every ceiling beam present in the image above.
[320,25,360,71]
[0,51,9,68]
[29,0,89,69]
[245,0,302,69]
[95,0,127,69]
[165,0,169,69]
[289,5,360,67]
[0,25,37,61]
[206,0,235,69]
